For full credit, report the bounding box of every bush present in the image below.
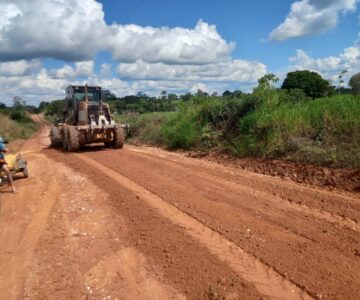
[162,105,201,149]
[349,72,360,95]
[0,113,37,141]
[117,92,360,168]
[235,95,360,167]
[115,112,174,145]
[9,108,33,123]
[282,70,332,98]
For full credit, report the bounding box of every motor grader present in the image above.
[50,85,125,151]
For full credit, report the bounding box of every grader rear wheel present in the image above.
[50,127,62,147]
[112,127,125,149]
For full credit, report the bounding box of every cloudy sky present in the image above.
[0,0,359,106]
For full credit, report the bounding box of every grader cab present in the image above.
[50,85,124,151]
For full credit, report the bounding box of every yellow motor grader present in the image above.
[50,85,125,151]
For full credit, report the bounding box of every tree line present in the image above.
[1,69,359,118]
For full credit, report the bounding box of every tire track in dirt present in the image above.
[76,153,313,300]
[84,148,360,299]
[128,147,360,223]
[46,148,264,300]
[128,149,360,233]
[0,129,60,299]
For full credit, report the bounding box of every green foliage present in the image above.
[115,112,174,145]
[282,70,333,98]
[235,95,360,167]
[349,72,360,95]
[9,107,33,123]
[0,112,36,141]
[123,92,360,168]
[41,99,64,116]
[108,94,178,115]
[162,103,201,149]
[35,69,360,168]
[256,73,279,90]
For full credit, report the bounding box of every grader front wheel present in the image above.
[66,126,80,152]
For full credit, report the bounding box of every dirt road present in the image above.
[1,118,360,299]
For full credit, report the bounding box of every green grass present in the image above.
[0,112,37,141]
[115,112,175,145]
[120,94,360,168]
[234,95,360,167]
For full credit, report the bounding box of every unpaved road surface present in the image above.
[1,117,360,300]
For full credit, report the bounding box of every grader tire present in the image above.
[50,127,62,147]
[66,126,80,152]
[104,141,112,148]
[113,127,125,149]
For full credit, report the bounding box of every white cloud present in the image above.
[117,60,266,83]
[0,3,22,33]
[0,65,133,106]
[0,0,107,61]
[100,63,113,78]
[269,0,357,41]
[287,44,360,84]
[0,0,266,104]
[191,83,210,94]
[0,1,234,65]
[106,20,235,64]
[0,59,41,76]
[50,61,94,79]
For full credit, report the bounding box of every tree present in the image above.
[253,73,279,104]
[281,70,331,98]
[222,90,232,97]
[180,93,192,101]
[338,70,348,94]
[349,72,360,95]
[167,93,178,101]
[196,89,208,97]
[0,102,6,109]
[257,73,279,90]
[160,90,167,100]
[233,90,243,98]
[13,96,26,107]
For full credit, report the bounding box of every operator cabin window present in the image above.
[74,90,101,102]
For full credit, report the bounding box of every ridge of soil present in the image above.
[184,151,360,193]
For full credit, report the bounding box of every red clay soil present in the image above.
[186,152,360,193]
[75,146,360,299]
[1,118,360,300]
[46,148,262,300]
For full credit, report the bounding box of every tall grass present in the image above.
[115,112,175,145]
[0,113,37,141]
[116,94,360,168]
[235,95,360,167]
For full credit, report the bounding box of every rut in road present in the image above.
[128,147,360,227]
[127,148,360,233]
[76,153,313,300]
[79,147,360,299]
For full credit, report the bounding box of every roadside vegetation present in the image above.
[115,71,360,168]
[0,97,37,141]
[37,69,360,168]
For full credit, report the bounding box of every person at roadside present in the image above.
[0,137,16,193]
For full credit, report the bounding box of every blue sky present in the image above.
[0,0,359,105]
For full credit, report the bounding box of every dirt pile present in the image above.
[187,152,360,193]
